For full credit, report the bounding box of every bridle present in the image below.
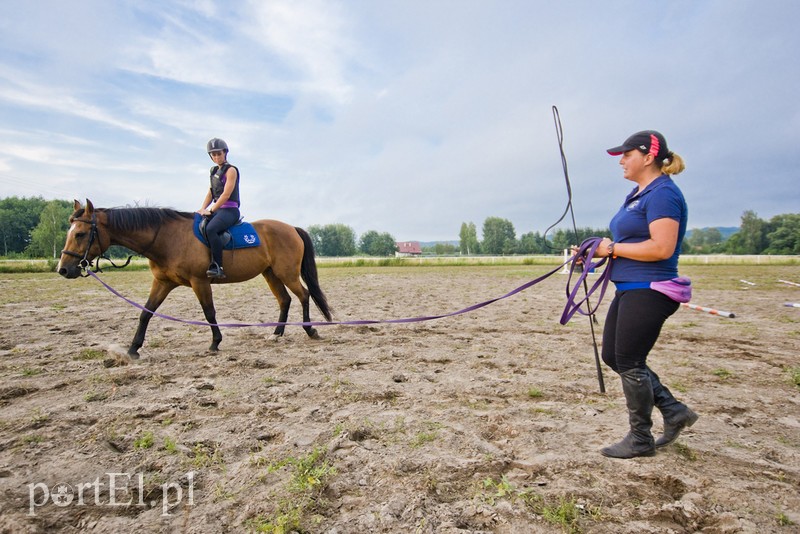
[60,213,132,276]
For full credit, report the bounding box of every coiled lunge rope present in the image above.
[560,237,612,325]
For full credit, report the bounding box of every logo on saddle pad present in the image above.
[193,213,261,250]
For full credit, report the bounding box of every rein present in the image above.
[85,238,610,328]
[61,214,133,276]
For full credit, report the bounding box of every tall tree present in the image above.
[308,224,357,256]
[481,217,515,254]
[687,227,724,253]
[359,230,397,256]
[736,210,767,254]
[0,196,47,255]
[459,222,480,255]
[27,200,73,258]
[764,213,800,254]
[518,231,545,254]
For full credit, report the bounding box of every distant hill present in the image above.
[685,227,739,240]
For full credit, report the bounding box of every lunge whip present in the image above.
[546,106,606,393]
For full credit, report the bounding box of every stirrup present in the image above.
[206,263,226,279]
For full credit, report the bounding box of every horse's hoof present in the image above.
[307,328,320,340]
[116,344,140,360]
[209,344,220,352]
[268,334,281,342]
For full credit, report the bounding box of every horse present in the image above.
[57,199,332,358]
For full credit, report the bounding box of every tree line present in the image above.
[0,196,797,258]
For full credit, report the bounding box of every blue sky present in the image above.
[1,0,798,241]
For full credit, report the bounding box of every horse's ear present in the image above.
[85,199,95,216]
[73,199,82,211]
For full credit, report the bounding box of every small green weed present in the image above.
[133,431,155,449]
[163,436,178,453]
[527,386,544,398]
[541,496,582,533]
[776,511,795,526]
[712,368,734,380]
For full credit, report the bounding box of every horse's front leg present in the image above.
[191,280,223,352]
[129,279,177,358]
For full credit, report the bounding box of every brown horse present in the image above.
[57,199,332,358]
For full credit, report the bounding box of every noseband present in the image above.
[61,214,133,276]
[60,214,101,276]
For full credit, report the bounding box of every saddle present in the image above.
[193,213,260,250]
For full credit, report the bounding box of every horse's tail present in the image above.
[295,227,333,321]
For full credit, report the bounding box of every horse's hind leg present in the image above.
[263,270,292,341]
[129,279,177,358]
[284,277,319,339]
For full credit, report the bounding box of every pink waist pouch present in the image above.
[650,276,692,303]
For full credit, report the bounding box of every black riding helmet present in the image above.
[207,138,229,155]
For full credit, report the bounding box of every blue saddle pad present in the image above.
[193,213,260,249]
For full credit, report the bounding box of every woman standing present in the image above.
[594,130,698,459]
[198,138,240,279]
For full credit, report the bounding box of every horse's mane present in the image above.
[75,206,194,233]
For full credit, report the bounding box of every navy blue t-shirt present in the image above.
[608,175,688,282]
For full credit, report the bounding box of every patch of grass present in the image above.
[20,367,43,377]
[74,348,106,361]
[674,442,698,461]
[30,408,49,425]
[478,477,597,531]
[776,511,795,526]
[163,436,178,453]
[712,368,734,380]
[671,382,688,394]
[247,447,336,533]
[22,434,44,445]
[481,475,516,505]
[133,431,155,449]
[84,390,108,402]
[190,442,225,469]
[541,495,582,533]
[410,423,442,449]
[526,386,544,399]
[788,366,800,390]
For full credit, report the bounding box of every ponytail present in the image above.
[660,151,685,176]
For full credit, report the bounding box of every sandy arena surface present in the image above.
[0,263,798,533]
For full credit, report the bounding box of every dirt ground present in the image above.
[0,263,798,533]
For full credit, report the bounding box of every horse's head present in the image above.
[57,199,105,278]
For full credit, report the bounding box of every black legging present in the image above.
[205,208,240,266]
[601,289,679,374]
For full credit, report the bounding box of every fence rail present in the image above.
[1,254,798,273]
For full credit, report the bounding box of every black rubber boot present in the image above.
[206,262,226,279]
[649,367,698,447]
[601,368,656,459]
